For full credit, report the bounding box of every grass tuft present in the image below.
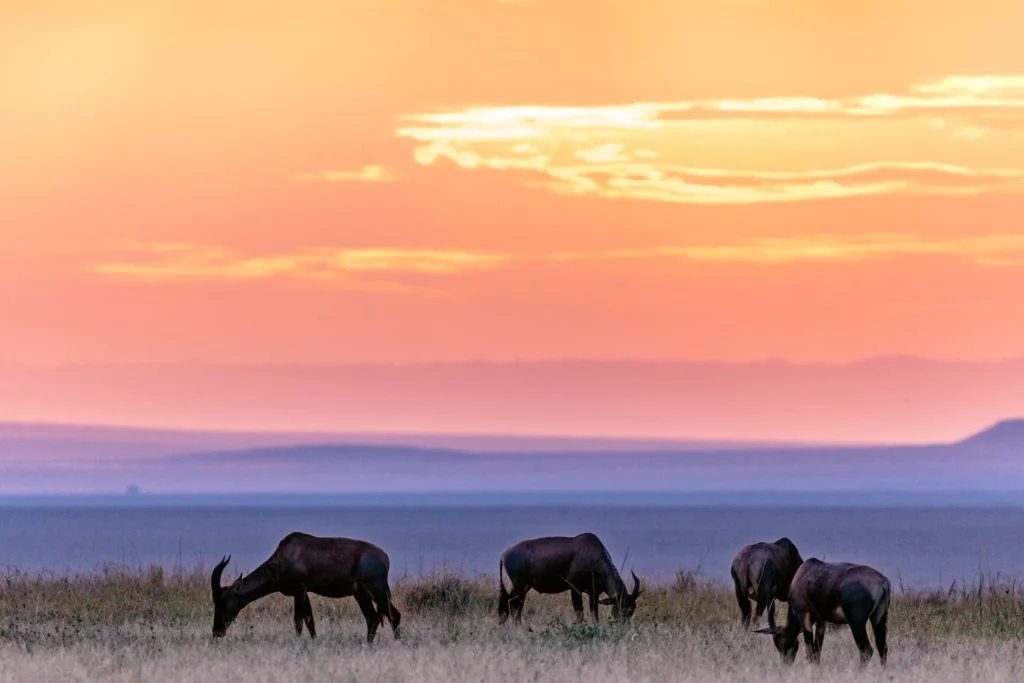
[401,573,483,615]
[3,567,1024,681]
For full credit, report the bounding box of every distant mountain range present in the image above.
[0,420,799,467]
[1,417,1023,495]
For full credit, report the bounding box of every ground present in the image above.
[2,567,1024,682]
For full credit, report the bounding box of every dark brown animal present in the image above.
[755,558,891,666]
[210,532,401,642]
[730,537,804,628]
[498,532,642,624]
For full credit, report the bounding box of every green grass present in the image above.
[3,566,1024,681]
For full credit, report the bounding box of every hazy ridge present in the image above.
[2,417,1024,495]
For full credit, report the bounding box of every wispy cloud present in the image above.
[92,244,508,290]
[550,161,1024,204]
[296,165,399,183]
[400,75,1024,132]
[551,233,1024,266]
[92,233,1024,290]
[410,148,1024,204]
[395,75,1024,205]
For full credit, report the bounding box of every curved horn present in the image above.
[211,555,230,599]
[767,599,777,631]
[630,570,641,598]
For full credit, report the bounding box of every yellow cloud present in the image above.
[398,76,1024,134]
[551,234,1024,265]
[395,75,1024,205]
[558,161,1024,204]
[574,144,631,164]
[92,244,507,288]
[92,234,1024,290]
[333,249,507,274]
[911,75,1024,97]
[296,165,399,182]
[408,143,1024,204]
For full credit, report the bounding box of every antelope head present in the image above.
[753,600,799,664]
[599,571,643,619]
[211,556,245,638]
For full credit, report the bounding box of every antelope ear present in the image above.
[753,627,782,635]
[598,597,616,605]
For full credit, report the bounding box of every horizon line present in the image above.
[0,417,942,449]
[3,353,1024,370]
[2,490,1024,504]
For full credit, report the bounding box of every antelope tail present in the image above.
[498,560,511,621]
[868,580,892,622]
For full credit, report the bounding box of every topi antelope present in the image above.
[210,532,401,642]
[731,537,804,629]
[498,532,642,625]
[755,558,891,666]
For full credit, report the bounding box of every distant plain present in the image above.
[4,503,1024,591]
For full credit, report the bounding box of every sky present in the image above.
[2,0,1024,429]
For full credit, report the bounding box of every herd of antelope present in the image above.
[210,531,891,667]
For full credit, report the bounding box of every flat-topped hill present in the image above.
[956,419,1024,450]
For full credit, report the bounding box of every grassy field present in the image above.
[3,567,1024,682]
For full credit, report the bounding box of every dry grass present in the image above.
[3,567,1024,681]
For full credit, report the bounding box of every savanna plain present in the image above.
[2,568,1024,682]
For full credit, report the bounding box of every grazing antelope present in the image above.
[731,537,804,628]
[498,532,642,625]
[210,532,401,642]
[755,558,891,666]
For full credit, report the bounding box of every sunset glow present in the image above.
[3,0,1024,434]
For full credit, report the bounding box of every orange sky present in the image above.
[3,0,1024,366]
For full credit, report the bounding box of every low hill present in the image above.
[145,417,1024,492]
[0,420,791,469]
[956,419,1024,451]
[2,418,1022,495]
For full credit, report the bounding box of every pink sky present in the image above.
[2,0,1024,439]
